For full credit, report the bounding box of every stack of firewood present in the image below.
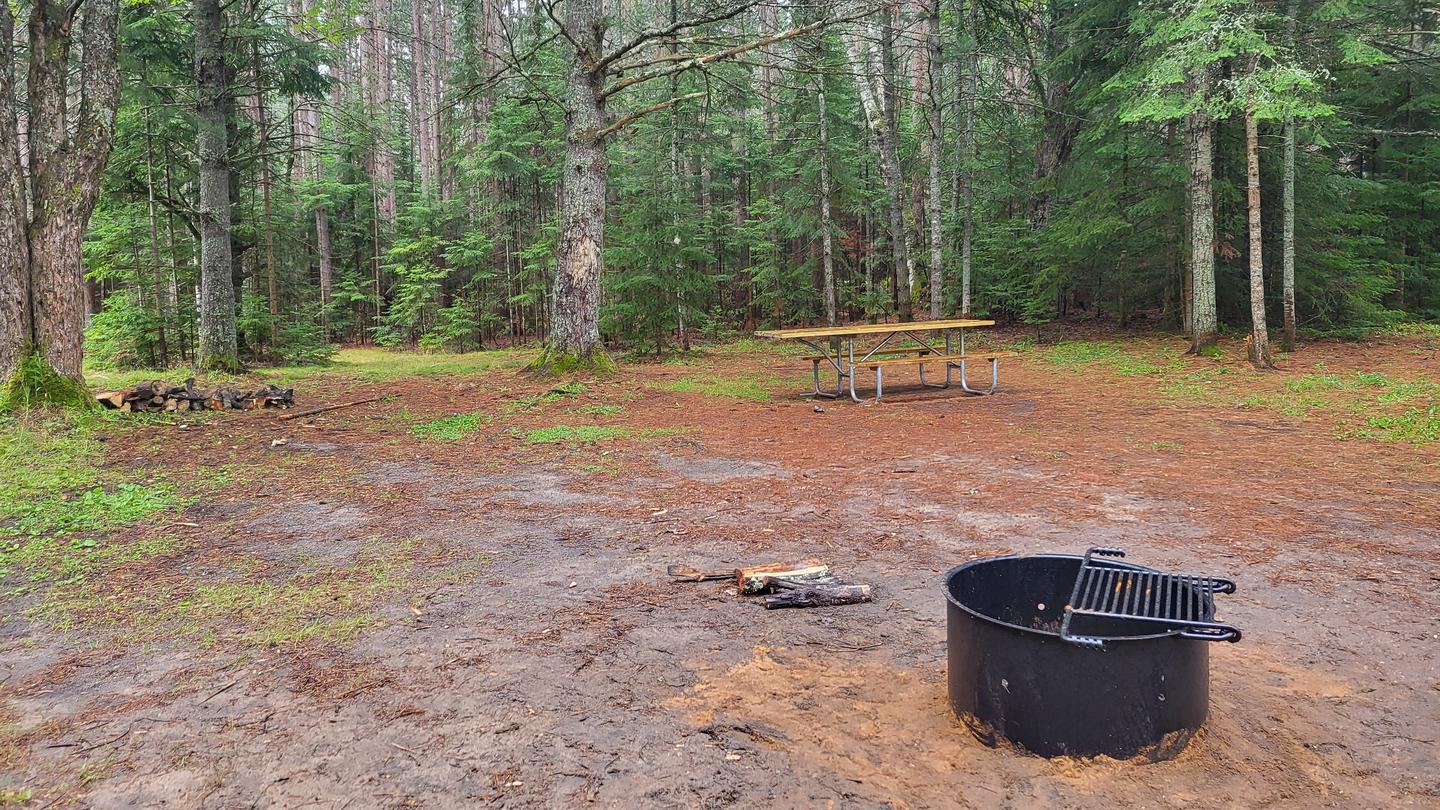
[95,379,294,413]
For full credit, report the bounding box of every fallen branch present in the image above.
[277,396,384,422]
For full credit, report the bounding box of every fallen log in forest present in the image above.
[95,379,295,413]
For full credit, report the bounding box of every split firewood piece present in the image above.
[247,384,295,410]
[207,387,248,410]
[736,560,829,595]
[763,583,872,610]
[666,564,734,582]
[95,390,127,409]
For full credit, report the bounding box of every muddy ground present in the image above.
[2,332,1438,808]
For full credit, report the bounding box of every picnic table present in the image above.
[755,319,1014,403]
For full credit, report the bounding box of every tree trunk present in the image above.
[254,42,279,352]
[410,0,432,193]
[1281,0,1297,351]
[959,0,976,318]
[8,0,119,400]
[371,0,396,226]
[924,0,944,318]
[879,3,913,319]
[196,0,239,370]
[0,1,30,383]
[546,0,608,366]
[1187,110,1217,353]
[817,80,837,327]
[845,23,910,322]
[1246,102,1274,369]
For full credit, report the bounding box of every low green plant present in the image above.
[1353,406,1440,445]
[575,403,623,416]
[1043,341,1120,366]
[409,411,492,441]
[661,375,774,401]
[523,425,630,444]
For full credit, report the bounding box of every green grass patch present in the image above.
[661,374,775,402]
[575,403,623,416]
[1042,341,1181,377]
[720,336,811,357]
[1043,341,1121,366]
[0,416,186,592]
[409,411,492,441]
[1348,406,1440,445]
[523,425,631,444]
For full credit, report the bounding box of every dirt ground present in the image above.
[3,330,1438,808]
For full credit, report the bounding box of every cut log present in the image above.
[95,391,127,408]
[736,560,828,595]
[763,584,872,610]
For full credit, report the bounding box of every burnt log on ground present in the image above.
[763,582,873,610]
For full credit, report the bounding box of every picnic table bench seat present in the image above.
[850,350,1019,369]
[801,345,936,362]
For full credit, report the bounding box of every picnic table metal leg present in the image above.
[957,357,1000,395]
[847,339,869,403]
[800,339,844,399]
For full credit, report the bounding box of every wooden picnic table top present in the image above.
[754,319,996,340]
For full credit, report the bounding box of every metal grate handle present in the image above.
[1060,547,1241,650]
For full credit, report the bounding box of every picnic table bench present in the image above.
[755,319,1010,403]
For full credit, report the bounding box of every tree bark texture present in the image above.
[196,0,239,369]
[0,1,30,381]
[1246,103,1274,369]
[817,81,837,326]
[1281,0,1298,351]
[879,3,914,319]
[550,0,607,361]
[16,0,120,384]
[924,0,944,318]
[1186,111,1217,352]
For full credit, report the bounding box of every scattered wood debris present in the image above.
[95,379,294,413]
[671,558,873,610]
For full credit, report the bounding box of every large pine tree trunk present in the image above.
[879,3,913,320]
[817,80,837,327]
[410,0,432,192]
[1187,110,1218,352]
[923,0,944,318]
[547,0,607,364]
[196,0,239,370]
[371,0,396,226]
[958,0,977,318]
[845,22,910,322]
[1281,0,1298,352]
[0,2,29,381]
[1246,103,1274,369]
[15,0,119,396]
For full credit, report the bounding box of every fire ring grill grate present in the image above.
[1060,546,1241,649]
